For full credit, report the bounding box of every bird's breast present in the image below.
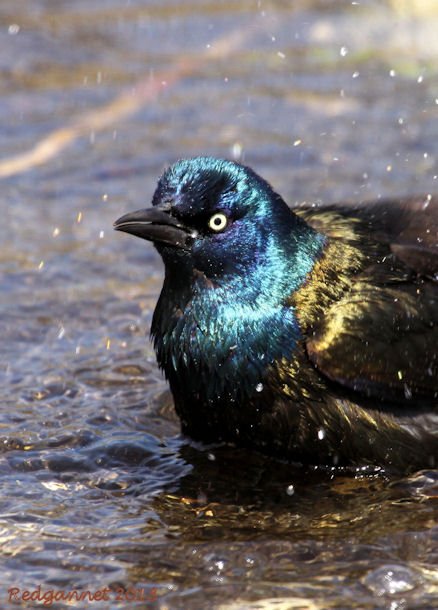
[154,296,303,406]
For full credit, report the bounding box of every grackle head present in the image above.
[114,157,318,284]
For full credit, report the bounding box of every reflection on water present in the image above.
[0,1,437,608]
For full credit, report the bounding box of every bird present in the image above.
[114,157,438,473]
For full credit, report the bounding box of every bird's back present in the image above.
[272,195,438,470]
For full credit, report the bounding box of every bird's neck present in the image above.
[152,218,326,402]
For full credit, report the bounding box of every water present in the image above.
[1,1,437,608]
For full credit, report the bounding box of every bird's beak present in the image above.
[113,207,194,250]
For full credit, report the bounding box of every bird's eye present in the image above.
[208,212,228,232]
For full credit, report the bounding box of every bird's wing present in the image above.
[298,194,438,276]
[306,281,438,402]
[301,195,438,403]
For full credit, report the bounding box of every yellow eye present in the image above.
[208,212,228,232]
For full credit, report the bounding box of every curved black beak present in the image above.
[114,207,194,250]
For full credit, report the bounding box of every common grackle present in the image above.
[114,157,437,472]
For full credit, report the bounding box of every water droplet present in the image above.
[57,326,65,340]
[340,46,348,57]
[207,453,216,461]
[362,565,419,596]
[317,428,325,440]
[286,484,294,496]
[422,194,432,209]
[231,142,242,160]
[389,69,396,77]
[99,230,105,239]
[352,71,359,78]
[404,384,412,400]
[52,227,60,237]
[255,383,263,392]
[293,139,302,146]
[277,51,286,59]
[8,24,20,35]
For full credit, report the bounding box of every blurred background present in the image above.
[0,1,437,609]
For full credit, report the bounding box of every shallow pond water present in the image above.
[0,1,437,608]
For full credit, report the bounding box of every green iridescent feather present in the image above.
[115,158,438,472]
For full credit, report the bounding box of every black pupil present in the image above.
[213,216,222,226]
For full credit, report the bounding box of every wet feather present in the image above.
[115,157,438,472]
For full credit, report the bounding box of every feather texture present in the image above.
[114,157,438,472]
